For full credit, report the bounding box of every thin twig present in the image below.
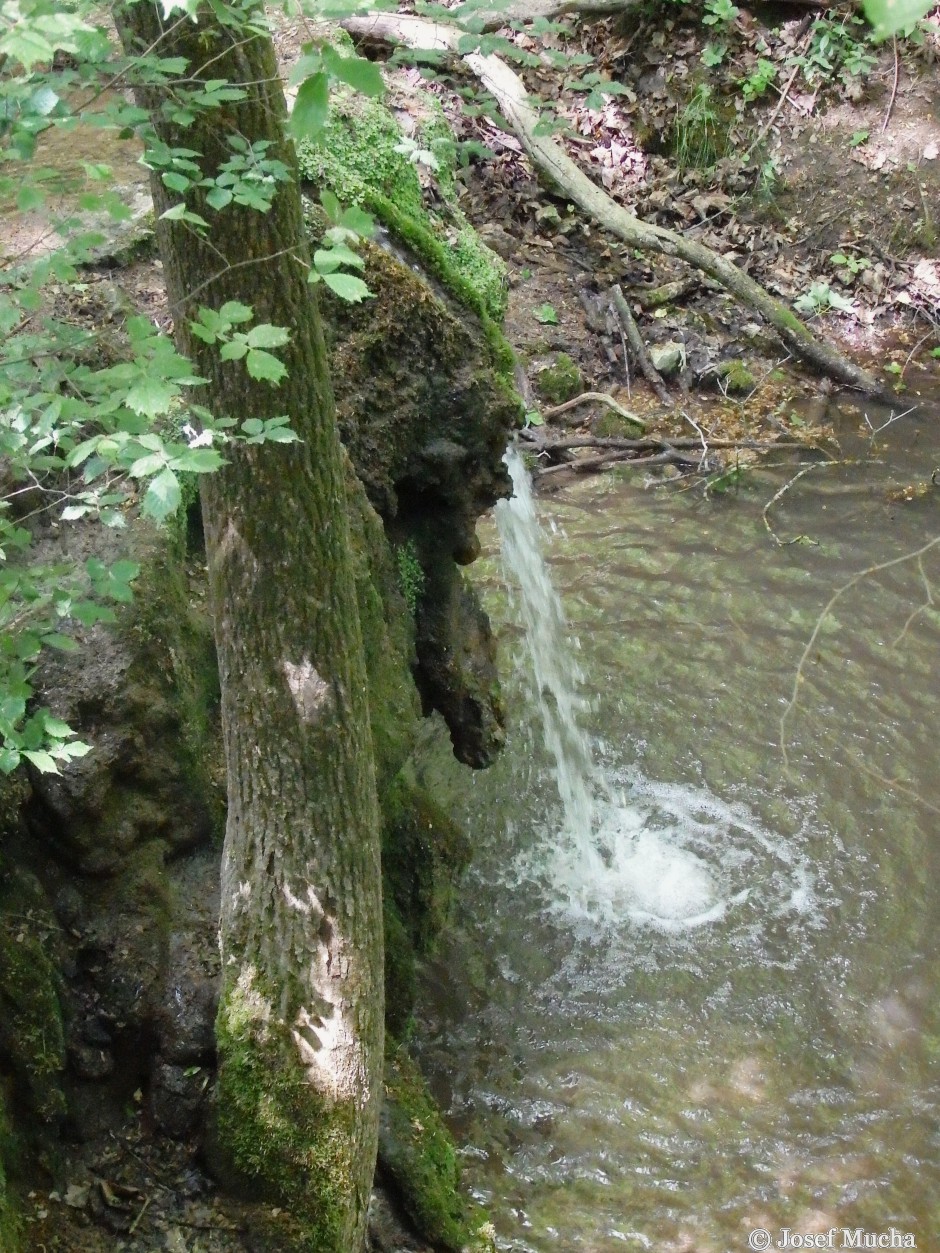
[881,36,899,135]
[611,284,674,406]
[780,534,940,767]
[680,409,709,472]
[891,553,935,648]
[761,463,827,545]
[746,60,801,160]
[128,1196,151,1236]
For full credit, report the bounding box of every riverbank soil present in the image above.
[429,3,940,477]
[4,4,939,1249]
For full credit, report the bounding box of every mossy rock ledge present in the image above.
[299,87,521,768]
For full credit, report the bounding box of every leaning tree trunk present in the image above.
[116,6,383,1249]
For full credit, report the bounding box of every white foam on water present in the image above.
[496,445,819,942]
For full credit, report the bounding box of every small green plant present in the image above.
[700,43,727,67]
[703,0,740,26]
[830,251,871,276]
[790,15,877,87]
[533,303,559,324]
[524,409,544,427]
[740,59,777,103]
[849,129,870,147]
[395,540,425,618]
[794,281,857,316]
[673,83,725,172]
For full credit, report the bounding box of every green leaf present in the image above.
[533,303,559,325]
[245,324,290,349]
[162,172,191,193]
[322,272,372,302]
[314,245,365,273]
[339,205,375,237]
[129,452,168,478]
[71,601,116,627]
[290,73,330,140]
[17,185,46,213]
[245,350,288,385]
[143,468,182,522]
[321,46,385,97]
[241,418,265,436]
[262,427,300,443]
[125,376,178,417]
[220,340,248,362]
[205,185,233,211]
[42,716,76,739]
[169,447,224,472]
[22,750,60,775]
[0,749,20,775]
[0,27,54,72]
[41,633,79,653]
[219,301,253,324]
[863,0,933,38]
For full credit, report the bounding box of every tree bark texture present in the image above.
[116,6,383,1249]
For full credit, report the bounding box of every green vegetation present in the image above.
[535,353,583,404]
[295,92,507,323]
[381,1044,471,1251]
[395,539,426,619]
[672,83,728,172]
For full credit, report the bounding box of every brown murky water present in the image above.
[416,391,940,1252]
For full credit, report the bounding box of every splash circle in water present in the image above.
[527,774,813,938]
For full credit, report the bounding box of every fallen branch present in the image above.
[456,0,645,28]
[521,431,815,453]
[535,448,690,476]
[541,389,646,429]
[611,284,674,405]
[344,12,887,397]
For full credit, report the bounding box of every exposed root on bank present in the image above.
[519,425,816,477]
[541,389,646,429]
[344,12,889,399]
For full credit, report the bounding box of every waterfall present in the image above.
[495,446,606,851]
[494,444,771,930]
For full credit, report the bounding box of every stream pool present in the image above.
[414,396,940,1252]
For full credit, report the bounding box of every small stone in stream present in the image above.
[649,341,686,376]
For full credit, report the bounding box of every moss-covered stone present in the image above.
[379,1044,470,1251]
[535,352,583,403]
[715,359,757,394]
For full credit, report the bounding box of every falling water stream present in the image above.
[415,396,940,1251]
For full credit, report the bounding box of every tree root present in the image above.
[541,389,646,429]
[344,12,889,398]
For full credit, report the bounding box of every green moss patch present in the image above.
[295,89,508,326]
[534,352,583,404]
[380,1044,470,1251]
[214,967,362,1252]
